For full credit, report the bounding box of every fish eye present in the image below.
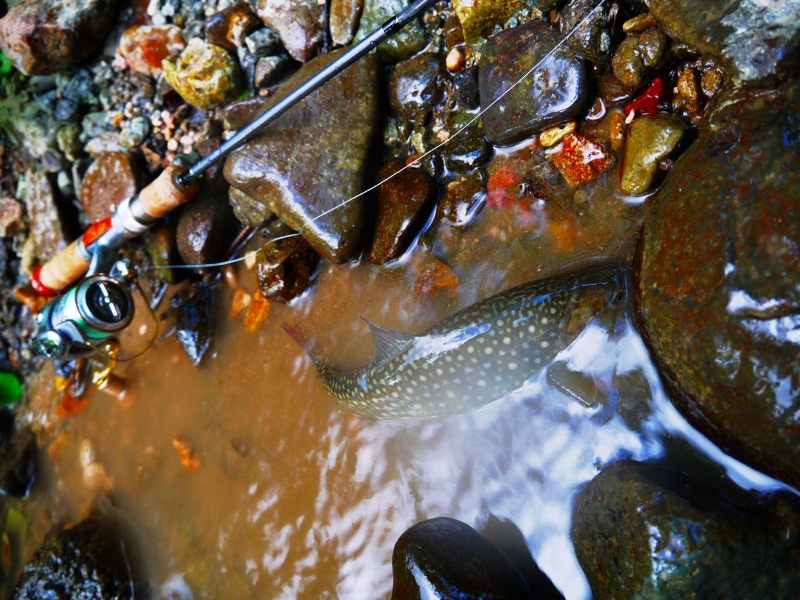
[611,288,625,304]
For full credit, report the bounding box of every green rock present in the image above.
[14,519,134,598]
[0,92,59,158]
[163,38,243,110]
[621,114,687,195]
[634,79,800,488]
[453,0,536,45]
[228,185,275,227]
[392,517,539,599]
[647,0,800,85]
[442,110,491,173]
[558,0,613,65]
[611,28,669,88]
[224,49,379,263]
[354,0,427,63]
[55,124,83,162]
[144,220,182,284]
[571,460,800,598]
[0,372,22,406]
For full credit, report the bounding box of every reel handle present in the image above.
[31,165,198,296]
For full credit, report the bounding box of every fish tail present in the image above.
[281,323,336,381]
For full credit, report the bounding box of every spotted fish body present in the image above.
[313,264,627,419]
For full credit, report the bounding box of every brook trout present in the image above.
[301,263,627,419]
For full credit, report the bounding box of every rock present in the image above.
[0,197,24,237]
[56,124,83,162]
[256,222,318,302]
[479,21,590,145]
[144,220,182,284]
[442,111,491,173]
[79,152,145,222]
[245,27,283,57]
[206,2,261,51]
[647,0,800,85]
[119,24,185,77]
[354,0,427,63]
[0,92,60,159]
[0,427,36,497]
[14,519,134,598]
[548,133,613,188]
[634,80,800,487]
[391,517,539,599]
[176,283,215,366]
[162,38,243,111]
[453,65,480,110]
[598,70,635,107]
[24,169,70,262]
[388,53,445,119]
[620,114,687,195]
[228,185,274,227]
[368,160,433,264]
[256,0,323,63]
[176,188,239,270]
[0,0,116,75]
[571,460,800,598]
[558,0,613,64]
[330,0,364,46]
[453,0,534,45]
[611,28,669,88]
[254,54,292,88]
[437,169,487,226]
[224,50,379,263]
[539,121,576,147]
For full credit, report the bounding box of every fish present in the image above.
[292,263,628,419]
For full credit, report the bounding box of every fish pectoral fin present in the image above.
[361,318,415,364]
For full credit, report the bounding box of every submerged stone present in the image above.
[437,169,487,226]
[611,28,669,88]
[79,152,145,222]
[0,427,36,497]
[256,0,323,63]
[256,222,318,302]
[480,21,590,145]
[162,38,243,111]
[224,50,379,263]
[442,111,491,173]
[176,189,239,271]
[177,283,215,366]
[635,80,800,488]
[14,519,134,598]
[368,160,433,264]
[621,114,687,195]
[647,0,800,85]
[572,460,800,598]
[354,0,427,63]
[388,53,445,120]
[391,517,541,599]
[0,0,116,75]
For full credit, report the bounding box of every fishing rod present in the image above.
[29,0,440,360]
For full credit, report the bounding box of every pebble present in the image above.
[119,24,186,77]
[612,28,669,88]
[0,197,24,237]
[621,114,686,195]
[330,0,364,46]
[254,55,292,88]
[256,0,324,63]
[206,2,261,51]
[548,133,613,188]
[80,151,144,222]
[388,52,445,120]
[539,121,577,148]
[245,27,284,57]
[622,13,657,33]
[445,47,465,71]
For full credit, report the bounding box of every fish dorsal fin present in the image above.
[361,318,415,364]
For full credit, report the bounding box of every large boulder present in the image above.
[634,79,800,487]
[224,49,379,263]
[0,0,116,75]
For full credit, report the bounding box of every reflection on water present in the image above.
[23,252,790,599]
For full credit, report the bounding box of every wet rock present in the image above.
[245,27,283,57]
[0,92,60,159]
[389,53,445,119]
[330,0,364,46]
[354,0,427,63]
[24,170,69,262]
[256,0,323,63]
[571,460,800,597]
[176,189,239,270]
[224,50,379,263]
[177,283,215,366]
[539,121,576,148]
[647,0,800,85]
[162,38,243,111]
[453,65,480,110]
[548,133,613,188]
[79,152,145,222]
[368,160,433,264]
[437,169,487,226]
[453,0,534,45]
[621,114,686,195]
[0,0,116,75]
[144,220,182,284]
[14,519,134,598]
[228,185,274,227]
[206,3,261,51]
[611,28,669,88]
[442,111,491,173]
[0,427,36,497]
[443,12,465,50]
[119,24,186,77]
[480,21,590,145]
[634,80,800,487]
[0,197,24,237]
[56,124,83,162]
[256,223,318,302]
[254,54,292,88]
[392,517,538,599]
[559,0,613,65]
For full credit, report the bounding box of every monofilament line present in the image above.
[153,0,606,272]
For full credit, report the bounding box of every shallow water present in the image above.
[22,225,787,598]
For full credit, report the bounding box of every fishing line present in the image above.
[150,0,607,273]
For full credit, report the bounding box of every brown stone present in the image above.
[119,24,185,77]
[206,2,261,51]
[256,0,323,63]
[79,152,145,223]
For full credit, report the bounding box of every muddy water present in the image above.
[21,170,783,598]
